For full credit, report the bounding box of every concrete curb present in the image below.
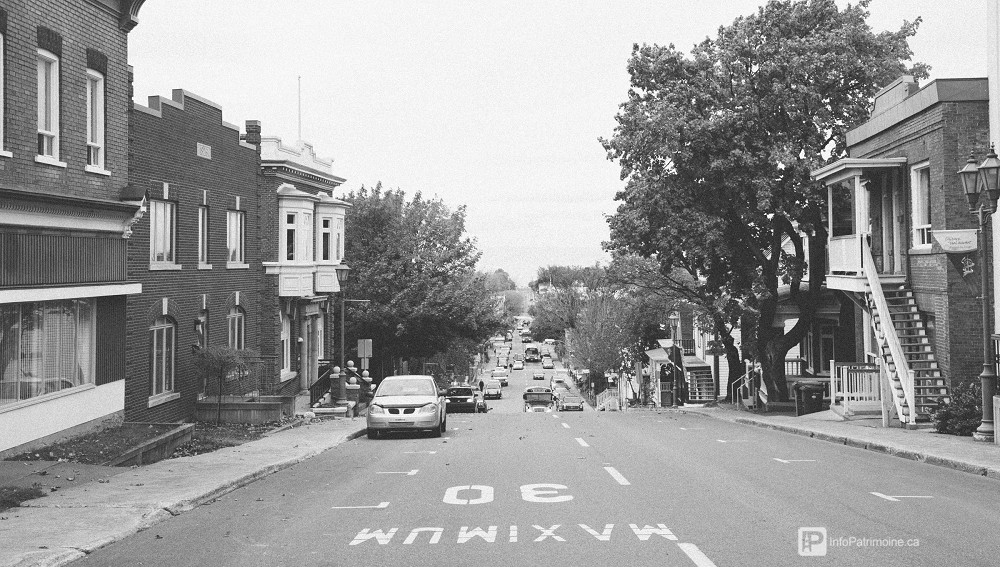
[716,414,1000,480]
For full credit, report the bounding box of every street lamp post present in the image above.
[958,146,1000,442]
[668,311,680,408]
[335,265,370,401]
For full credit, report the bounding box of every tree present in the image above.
[342,184,506,373]
[484,269,517,292]
[602,0,926,400]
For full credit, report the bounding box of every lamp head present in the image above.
[979,144,1000,207]
[959,151,981,210]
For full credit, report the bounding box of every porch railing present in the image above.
[677,339,695,356]
[862,238,916,423]
[784,357,807,378]
[829,234,864,275]
[831,362,880,415]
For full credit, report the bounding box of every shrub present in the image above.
[932,381,983,436]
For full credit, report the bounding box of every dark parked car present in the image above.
[446,386,479,413]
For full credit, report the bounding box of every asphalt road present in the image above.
[75,348,1000,566]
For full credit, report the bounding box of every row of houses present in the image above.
[1,1,353,455]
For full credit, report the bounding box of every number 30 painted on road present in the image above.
[443,484,572,505]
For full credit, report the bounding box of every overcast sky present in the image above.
[129,0,986,287]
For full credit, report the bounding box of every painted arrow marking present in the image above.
[376,469,419,476]
[773,458,817,464]
[403,451,437,454]
[332,501,389,510]
[870,492,933,502]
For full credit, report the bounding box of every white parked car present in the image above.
[367,375,446,439]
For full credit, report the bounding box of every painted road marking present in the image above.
[870,492,933,502]
[716,439,749,443]
[679,427,705,431]
[562,423,570,429]
[552,414,560,419]
[773,458,816,464]
[376,470,419,476]
[404,451,437,454]
[678,542,718,566]
[349,522,682,545]
[333,501,389,510]
[604,466,631,485]
[575,438,590,447]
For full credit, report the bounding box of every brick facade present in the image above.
[126,90,262,422]
[848,79,990,386]
[0,1,146,455]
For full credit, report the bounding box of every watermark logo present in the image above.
[798,527,827,556]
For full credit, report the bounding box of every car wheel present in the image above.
[367,428,379,440]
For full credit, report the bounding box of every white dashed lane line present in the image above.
[562,423,570,429]
[575,438,590,447]
[603,466,630,486]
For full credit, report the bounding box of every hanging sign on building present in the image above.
[932,229,978,253]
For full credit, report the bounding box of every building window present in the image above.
[0,300,95,406]
[149,316,175,396]
[280,311,291,373]
[303,213,313,261]
[911,163,932,247]
[227,306,245,349]
[337,219,344,262]
[198,206,209,265]
[321,218,331,261]
[86,70,105,170]
[227,210,245,264]
[285,213,296,261]
[150,200,176,265]
[36,49,60,161]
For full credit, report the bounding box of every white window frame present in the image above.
[198,205,211,268]
[227,210,247,268]
[284,212,296,261]
[149,200,180,269]
[303,213,313,261]
[320,218,332,261]
[150,316,176,397]
[280,311,292,376]
[910,162,932,248]
[85,69,107,174]
[227,306,245,350]
[36,48,64,167]
[337,218,344,262]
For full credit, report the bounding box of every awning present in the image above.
[811,157,906,185]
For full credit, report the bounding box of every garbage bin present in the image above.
[793,381,826,416]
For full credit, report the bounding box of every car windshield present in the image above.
[564,396,582,402]
[376,379,436,397]
[486,381,501,388]
[448,388,474,396]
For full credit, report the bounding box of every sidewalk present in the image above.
[675,404,1000,480]
[0,417,366,567]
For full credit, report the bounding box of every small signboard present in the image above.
[933,229,978,253]
[358,339,373,358]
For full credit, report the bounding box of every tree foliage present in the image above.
[602,0,926,400]
[342,184,505,368]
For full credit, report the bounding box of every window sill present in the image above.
[148,391,180,408]
[0,150,11,159]
[35,155,67,168]
[198,263,213,270]
[84,165,111,176]
[280,370,298,383]
[0,383,95,414]
[227,262,249,269]
[908,246,935,255]
[150,262,183,271]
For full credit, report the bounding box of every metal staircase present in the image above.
[871,285,950,422]
[860,240,950,426]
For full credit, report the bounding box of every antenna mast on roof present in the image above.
[297,75,302,141]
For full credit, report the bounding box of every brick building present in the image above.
[253,135,349,400]
[126,89,262,423]
[812,76,988,426]
[0,0,146,455]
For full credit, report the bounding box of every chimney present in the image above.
[244,120,261,146]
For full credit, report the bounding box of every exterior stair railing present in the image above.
[862,238,917,424]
